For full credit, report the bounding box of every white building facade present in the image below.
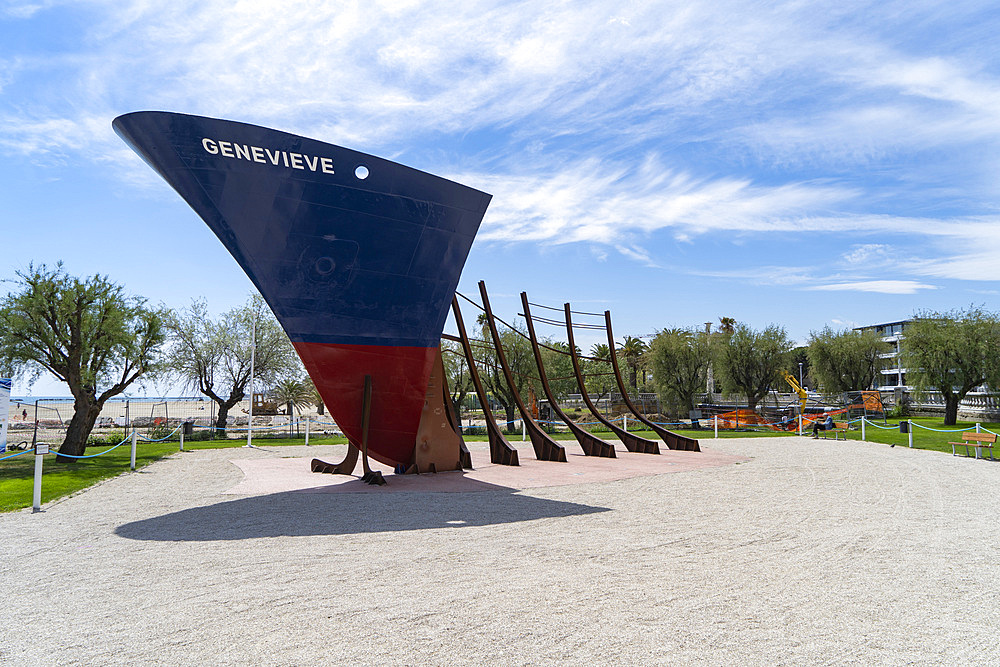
[855,319,911,390]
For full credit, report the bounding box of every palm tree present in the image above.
[268,378,313,421]
[617,335,648,393]
[590,343,611,360]
[303,377,325,415]
[718,317,736,335]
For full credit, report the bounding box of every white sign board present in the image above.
[0,379,10,453]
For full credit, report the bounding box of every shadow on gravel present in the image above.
[115,490,610,541]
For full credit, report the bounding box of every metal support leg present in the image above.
[359,375,386,485]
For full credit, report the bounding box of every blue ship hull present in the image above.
[114,111,490,466]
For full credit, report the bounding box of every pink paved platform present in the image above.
[224,440,748,495]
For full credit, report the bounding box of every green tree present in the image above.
[582,349,615,406]
[901,307,1000,425]
[617,335,648,393]
[590,343,610,360]
[541,340,580,401]
[648,327,711,414]
[807,327,888,394]
[718,317,736,335]
[475,314,539,430]
[0,263,165,458]
[441,338,473,427]
[300,377,324,415]
[268,377,313,418]
[715,323,793,412]
[165,295,300,433]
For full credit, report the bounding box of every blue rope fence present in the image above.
[908,422,973,433]
[137,425,183,442]
[192,420,311,433]
[49,436,132,459]
[0,448,35,461]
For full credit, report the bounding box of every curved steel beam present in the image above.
[564,303,659,454]
[522,293,615,458]
[451,296,519,466]
[605,311,700,452]
[478,282,566,462]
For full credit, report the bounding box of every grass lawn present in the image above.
[668,417,999,456]
[0,435,349,513]
[463,418,998,453]
[462,428,795,441]
[829,417,999,456]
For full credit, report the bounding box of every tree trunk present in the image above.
[316,401,325,415]
[214,395,242,435]
[943,394,960,426]
[215,404,230,430]
[747,396,759,412]
[451,396,464,429]
[58,400,102,460]
[505,404,516,432]
[451,389,468,429]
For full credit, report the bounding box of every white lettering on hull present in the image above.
[200,138,336,175]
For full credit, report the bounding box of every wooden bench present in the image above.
[948,431,996,460]
[818,421,849,440]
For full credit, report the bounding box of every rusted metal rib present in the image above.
[605,311,700,452]
[522,292,615,458]
[479,282,566,462]
[451,295,519,466]
[564,303,659,454]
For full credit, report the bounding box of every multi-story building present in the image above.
[855,319,911,389]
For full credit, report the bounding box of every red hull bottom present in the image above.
[293,342,437,468]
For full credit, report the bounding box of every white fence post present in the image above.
[521,419,526,441]
[32,443,48,512]
[976,422,981,433]
[305,418,310,446]
[908,421,913,448]
[179,427,184,452]
[130,429,137,470]
[714,414,719,439]
[798,414,802,436]
[861,417,866,441]
[624,414,628,432]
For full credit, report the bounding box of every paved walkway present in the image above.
[1,437,998,665]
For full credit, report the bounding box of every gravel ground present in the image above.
[1,437,998,666]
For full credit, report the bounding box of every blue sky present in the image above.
[2,0,999,396]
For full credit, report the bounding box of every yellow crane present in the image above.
[782,371,808,413]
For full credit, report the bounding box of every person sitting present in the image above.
[812,414,835,438]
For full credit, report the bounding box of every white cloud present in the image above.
[842,244,893,265]
[0,113,110,163]
[0,1,895,160]
[463,154,1000,248]
[870,57,1000,116]
[2,0,999,291]
[697,266,817,287]
[808,280,937,295]
[466,155,857,248]
[2,2,49,19]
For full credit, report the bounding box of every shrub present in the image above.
[86,431,129,446]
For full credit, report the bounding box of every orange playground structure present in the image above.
[710,391,885,432]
